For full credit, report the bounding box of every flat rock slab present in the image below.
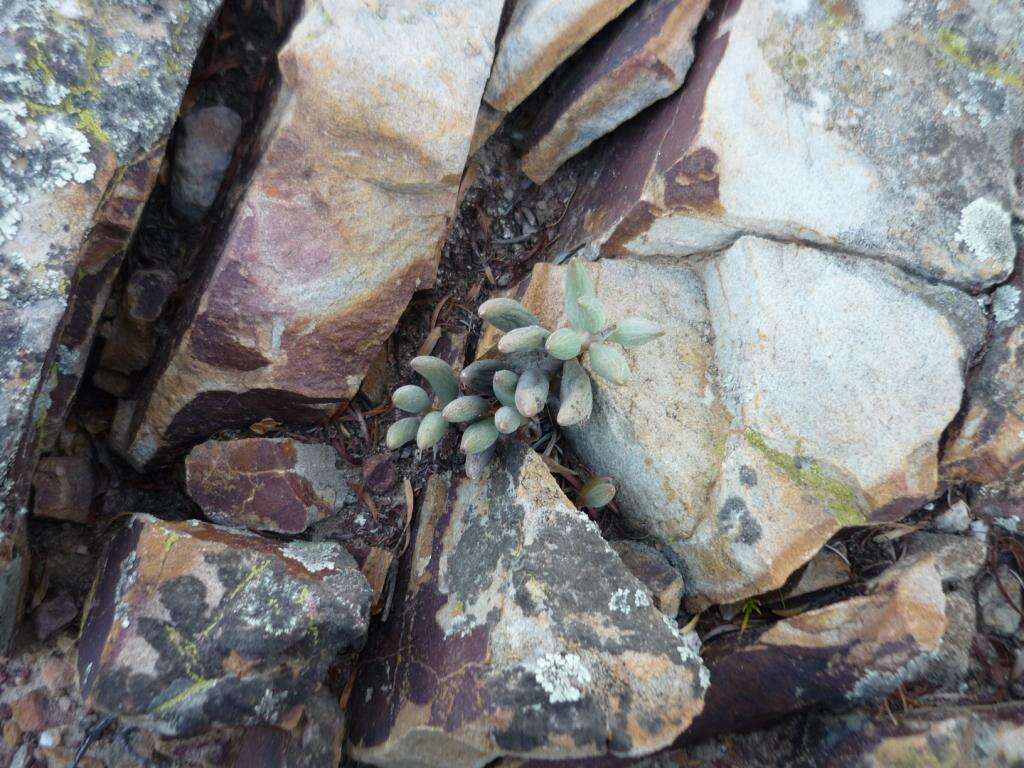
[77,514,371,736]
[499,241,982,605]
[185,438,357,534]
[347,443,708,767]
[0,0,222,648]
[31,456,96,524]
[484,0,639,114]
[942,270,1024,484]
[114,0,504,469]
[522,0,709,184]
[561,0,1022,289]
[681,548,948,742]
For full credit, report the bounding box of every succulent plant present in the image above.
[385,256,663,505]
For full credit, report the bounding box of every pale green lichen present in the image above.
[150,677,216,714]
[938,30,1024,90]
[745,429,866,526]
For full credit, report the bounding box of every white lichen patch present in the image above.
[608,588,632,614]
[533,652,592,704]
[955,198,1015,270]
[282,540,340,574]
[992,284,1021,325]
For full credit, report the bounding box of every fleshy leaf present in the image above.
[588,343,630,385]
[577,476,616,509]
[410,356,459,405]
[565,256,596,332]
[609,318,664,348]
[461,418,500,454]
[392,384,430,414]
[545,327,584,360]
[442,395,491,423]
[416,411,448,449]
[494,405,526,434]
[478,297,541,332]
[386,416,421,450]
[557,359,593,426]
[498,325,550,354]
[576,294,605,334]
[515,367,549,418]
[493,370,519,408]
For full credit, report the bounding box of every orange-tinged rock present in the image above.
[114,0,505,469]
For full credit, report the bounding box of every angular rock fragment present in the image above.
[171,105,243,224]
[783,543,850,600]
[78,514,371,736]
[0,0,222,650]
[97,268,177,381]
[485,0,639,114]
[185,438,357,534]
[347,444,708,766]
[609,539,684,617]
[114,0,504,468]
[233,691,345,768]
[521,0,709,184]
[500,243,982,605]
[942,271,1024,484]
[561,0,1022,289]
[682,550,948,741]
[31,456,96,524]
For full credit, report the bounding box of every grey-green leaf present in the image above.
[386,416,421,450]
[577,476,616,509]
[442,395,491,423]
[493,370,519,408]
[494,405,526,434]
[515,367,549,418]
[609,317,664,347]
[410,356,459,405]
[416,411,449,450]
[557,359,592,426]
[545,327,584,360]
[478,297,541,332]
[565,256,596,332]
[588,343,630,385]
[576,294,605,334]
[498,325,550,354]
[392,384,430,414]
[461,418,499,454]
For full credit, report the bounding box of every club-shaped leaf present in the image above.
[478,297,541,332]
[609,318,664,347]
[576,294,605,334]
[410,356,459,405]
[545,327,584,360]
[557,359,592,426]
[493,370,519,408]
[588,343,630,385]
[515,367,549,418]
[442,395,491,423]
[465,444,496,479]
[494,405,526,434]
[386,416,421,450]
[565,256,596,332]
[392,384,430,414]
[416,411,449,450]
[459,359,505,394]
[577,476,616,509]
[498,325,550,354]
[461,418,499,454]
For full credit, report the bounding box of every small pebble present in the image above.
[933,500,970,533]
[38,729,59,749]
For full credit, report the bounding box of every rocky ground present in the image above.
[1,0,1023,766]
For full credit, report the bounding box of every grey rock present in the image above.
[978,565,1023,637]
[171,105,242,223]
[933,500,972,533]
[346,443,708,766]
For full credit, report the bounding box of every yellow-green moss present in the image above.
[745,429,866,526]
[938,30,1024,90]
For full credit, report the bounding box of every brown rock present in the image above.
[347,444,708,766]
[3,721,21,748]
[942,272,1024,484]
[784,543,850,600]
[31,457,95,524]
[609,539,683,617]
[77,514,372,736]
[33,592,78,641]
[484,0,639,114]
[522,0,709,184]
[232,691,345,768]
[39,657,76,694]
[113,0,505,469]
[361,454,397,494]
[185,438,358,534]
[11,690,48,733]
[124,268,176,325]
[680,549,948,742]
[98,313,156,374]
